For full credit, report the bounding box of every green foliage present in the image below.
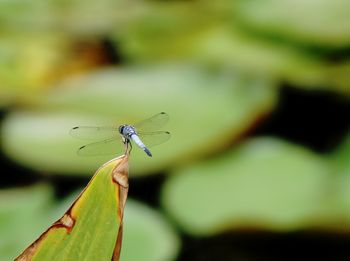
[2,66,277,176]
[121,200,180,261]
[233,0,350,48]
[28,158,123,260]
[0,185,54,260]
[0,0,349,259]
[161,137,350,235]
[0,186,179,260]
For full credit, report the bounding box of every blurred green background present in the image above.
[0,0,350,260]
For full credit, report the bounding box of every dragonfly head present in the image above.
[118,125,126,135]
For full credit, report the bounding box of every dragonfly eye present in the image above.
[118,125,125,134]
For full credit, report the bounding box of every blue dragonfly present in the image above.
[70,112,170,157]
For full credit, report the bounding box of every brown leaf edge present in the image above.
[15,153,129,261]
[112,153,129,261]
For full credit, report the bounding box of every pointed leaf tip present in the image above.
[16,155,129,261]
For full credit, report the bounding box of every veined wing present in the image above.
[70,126,119,140]
[134,112,169,132]
[77,137,125,156]
[138,131,171,148]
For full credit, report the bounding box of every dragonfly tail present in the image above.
[143,147,152,157]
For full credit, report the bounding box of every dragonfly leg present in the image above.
[124,139,132,156]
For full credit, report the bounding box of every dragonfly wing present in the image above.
[138,131,171,148]
[134,112,169,132]
[70,126,118,140]
[77,137,125,156]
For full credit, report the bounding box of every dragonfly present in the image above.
[70,112,170,157]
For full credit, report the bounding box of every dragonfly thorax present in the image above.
[119,124,137,139]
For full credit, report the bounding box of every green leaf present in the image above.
[121,200,180,261]
[116,2,350,93]
[0,185,54,260]
[16,155,129,260]
[162,138,330,235]
[233,0,350,48]
[1,188,180,260]
[0,0,138,35]
[0,34,70,106]
[328,132,350,221]
[2,66,277,176]
[191,26,350,93]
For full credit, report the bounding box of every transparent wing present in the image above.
[134,112,169,132]
[70,126,119,140]
[138,131,171,148]
[77,137,125,156]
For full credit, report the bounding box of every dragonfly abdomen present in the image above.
[131,134,152,157]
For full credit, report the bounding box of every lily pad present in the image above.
[2,66,277,176]
[329,133,350,221]
[161,137,330,235]
[0,0,140,35]
[233,0,350,48]
[191,27,350,93]
[116,2,350,93]
[121,200,180,261]
[0,34,70,106]
[0,185,55,260]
